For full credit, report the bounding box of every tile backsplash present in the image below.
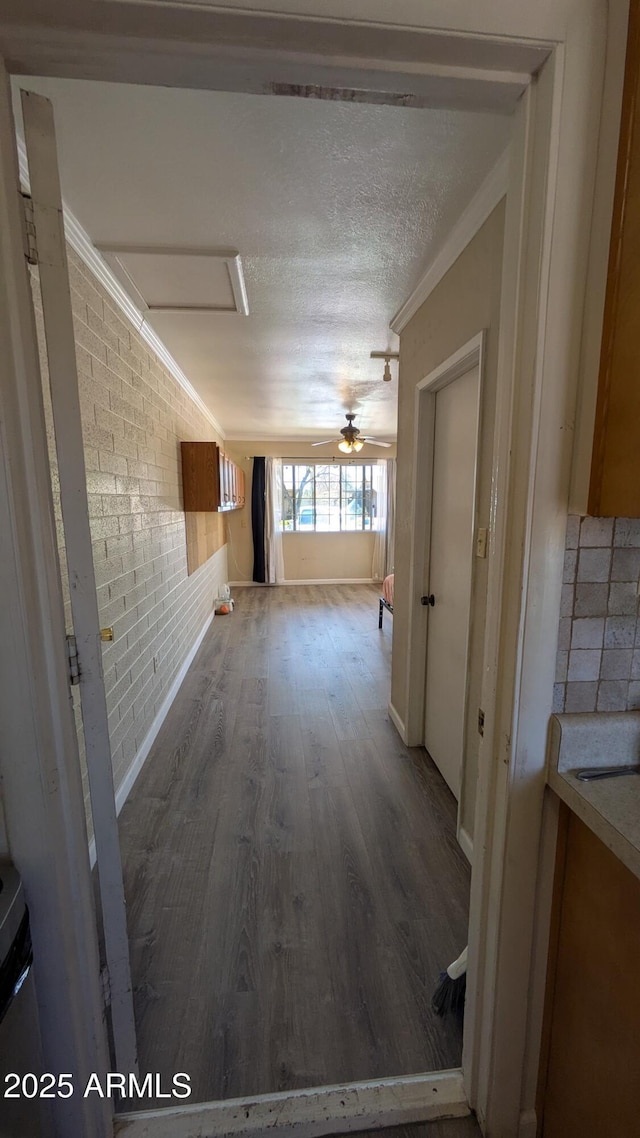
[554,516,640,714]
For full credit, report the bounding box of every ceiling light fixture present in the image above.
[370,350,400,382]
[338,437,364,454]
[312,414,392,452]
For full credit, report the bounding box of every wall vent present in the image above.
[268,82,420,108]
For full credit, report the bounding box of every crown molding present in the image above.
[17,136,225,440]
[390,146,510,335]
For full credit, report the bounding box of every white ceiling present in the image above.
[13,78,511,440]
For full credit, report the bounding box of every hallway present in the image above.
[118,584,470,1106]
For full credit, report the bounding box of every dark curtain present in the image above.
[251,457,266,583]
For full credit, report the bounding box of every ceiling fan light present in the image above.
[338,440,353,454]
[352,439,364,452]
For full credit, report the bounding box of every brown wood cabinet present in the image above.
[538,806,640,1136]
[589,0,640,516]
[181,441,245,512]
[217,449,246,512]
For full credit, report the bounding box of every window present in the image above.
[281,463,377,532]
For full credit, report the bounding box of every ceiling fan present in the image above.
[312,413,392,454]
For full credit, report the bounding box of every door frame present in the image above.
[21,86,138,1079]
[0,1,624,1134]
[0,59,112,1138]
[406,333,484,834]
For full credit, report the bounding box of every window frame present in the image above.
[281,460,376,534]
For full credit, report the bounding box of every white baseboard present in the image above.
[284,577,376,585]
[458,825,474,864]
[229,578,376,586]
[388,701,408,743]
[519,1108,537,1138]
[89,610,215,867]
[115,1069,468,1138]
[115,608,215,813]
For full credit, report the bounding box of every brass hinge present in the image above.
[100,964,111,1009]
[21,193,38,265]
[66,634,80,686]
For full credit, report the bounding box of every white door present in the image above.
[21,89,138,1076]
[423,364,479,799]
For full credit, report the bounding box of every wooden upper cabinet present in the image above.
[217,450,245,511]
[589,0,640,516]
[181,442,245,512]
[181,441,219,511]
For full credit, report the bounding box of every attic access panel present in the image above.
[97,245,249,315]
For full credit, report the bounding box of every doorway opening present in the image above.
[1,5,609,1133]
[13,74,508,1123]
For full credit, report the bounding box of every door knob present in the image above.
[421,594,435,607]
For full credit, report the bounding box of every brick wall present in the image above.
[32,247,228,838]
[554,515,640,713]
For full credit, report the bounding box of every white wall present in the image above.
[392,202,506,841]
[283,532,375,581]
[32,247,228,835]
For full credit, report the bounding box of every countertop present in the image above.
[548,711,640,880]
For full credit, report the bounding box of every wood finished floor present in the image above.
[118,584,470,1106]
[337,1118,481,1138]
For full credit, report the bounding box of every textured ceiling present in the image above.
[13,78,511,439]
